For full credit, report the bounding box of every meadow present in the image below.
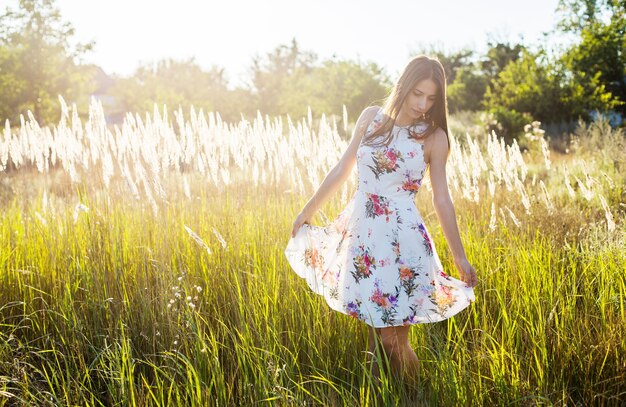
[0,98,624,406]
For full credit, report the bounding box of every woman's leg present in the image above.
[378,326,420,379]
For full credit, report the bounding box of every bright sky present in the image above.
[5,0,563,88]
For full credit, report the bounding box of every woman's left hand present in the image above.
[454,258,478,288]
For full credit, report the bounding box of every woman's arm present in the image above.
[428,128,478,287]
[291,106,379,237]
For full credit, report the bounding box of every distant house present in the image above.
[90,66,125,126]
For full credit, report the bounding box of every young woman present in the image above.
[285,55,478,384]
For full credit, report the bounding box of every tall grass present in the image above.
[0,98,624,405]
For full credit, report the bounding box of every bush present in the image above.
[482,107,533,144]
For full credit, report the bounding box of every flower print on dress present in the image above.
[398,261,422,298]
[366,147,405,180]
[398,169,422,197]
[303,247,324,273]
[351,244,376,282]
[402,297,425,326]
[365,193,394,222]
[369,279,401,325]
[417,223,434,256]
[430,284,458,316]
[345,299,364,321]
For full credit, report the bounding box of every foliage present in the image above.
[249,38,318,116]
[483,106,533,144]
[483,52,560,120]
[482,48,620,137]
[109,58,247,122]
[246,39,391,122]
[279,58,391,121]
[480,42,525,83]
[0,0,95,125]
[447,66,488,112]
[556,0,626,118]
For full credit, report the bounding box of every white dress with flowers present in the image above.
[285,108,475,328]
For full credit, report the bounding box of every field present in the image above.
[0,99,624,406]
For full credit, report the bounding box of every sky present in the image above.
[4,0,563,88]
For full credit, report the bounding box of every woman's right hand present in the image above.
[291,210,314,238]
[454,257,478,288]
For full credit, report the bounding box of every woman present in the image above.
[285,55,478,384]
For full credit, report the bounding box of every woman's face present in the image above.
[398,78,438,124]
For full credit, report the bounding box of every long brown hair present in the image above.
[363,55,449,151]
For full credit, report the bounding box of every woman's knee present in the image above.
[379,327,409,355]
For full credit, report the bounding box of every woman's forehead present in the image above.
[412,79,438,95]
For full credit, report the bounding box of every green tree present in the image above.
[556,0,626,117]
[109,58,244,121]
[447,66,488,112]
[480,42,525,83]
[0,0,95,125]
[279,58,391,121]
[249,38,317,116]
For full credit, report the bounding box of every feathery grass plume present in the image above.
[600,171,615,190]
[539,180,554,213]
[211,227,228,250]
[563,166,576,198]
[0,120,11,170]
[121,161,140,199]
[489,202,497,232]
[488,173,496,197]
[102,152,114,189]
[505,206,520,228]
[575,175,595,201]
[598,194,616,233]
[515,178,532,214]
[185,225,212,255]
[540,137,551,170]
[499,207,508,227]
[343,104,349,135]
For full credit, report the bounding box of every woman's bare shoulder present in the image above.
[353,105,381,137]
[358,105,381,123]
[423,126,449,165]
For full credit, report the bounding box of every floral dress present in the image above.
[285,108,475,327]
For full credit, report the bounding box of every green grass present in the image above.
[0,176,624,406]
[0,109,625,405]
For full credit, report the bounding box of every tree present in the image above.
[109,58,243,121]
[480,42,525,83]
[0,0,95,125]
[556,0,626,118]
[279,58,391,121]
[247,39,390,123]
[447,66,488,112]
[249,38,317,116]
